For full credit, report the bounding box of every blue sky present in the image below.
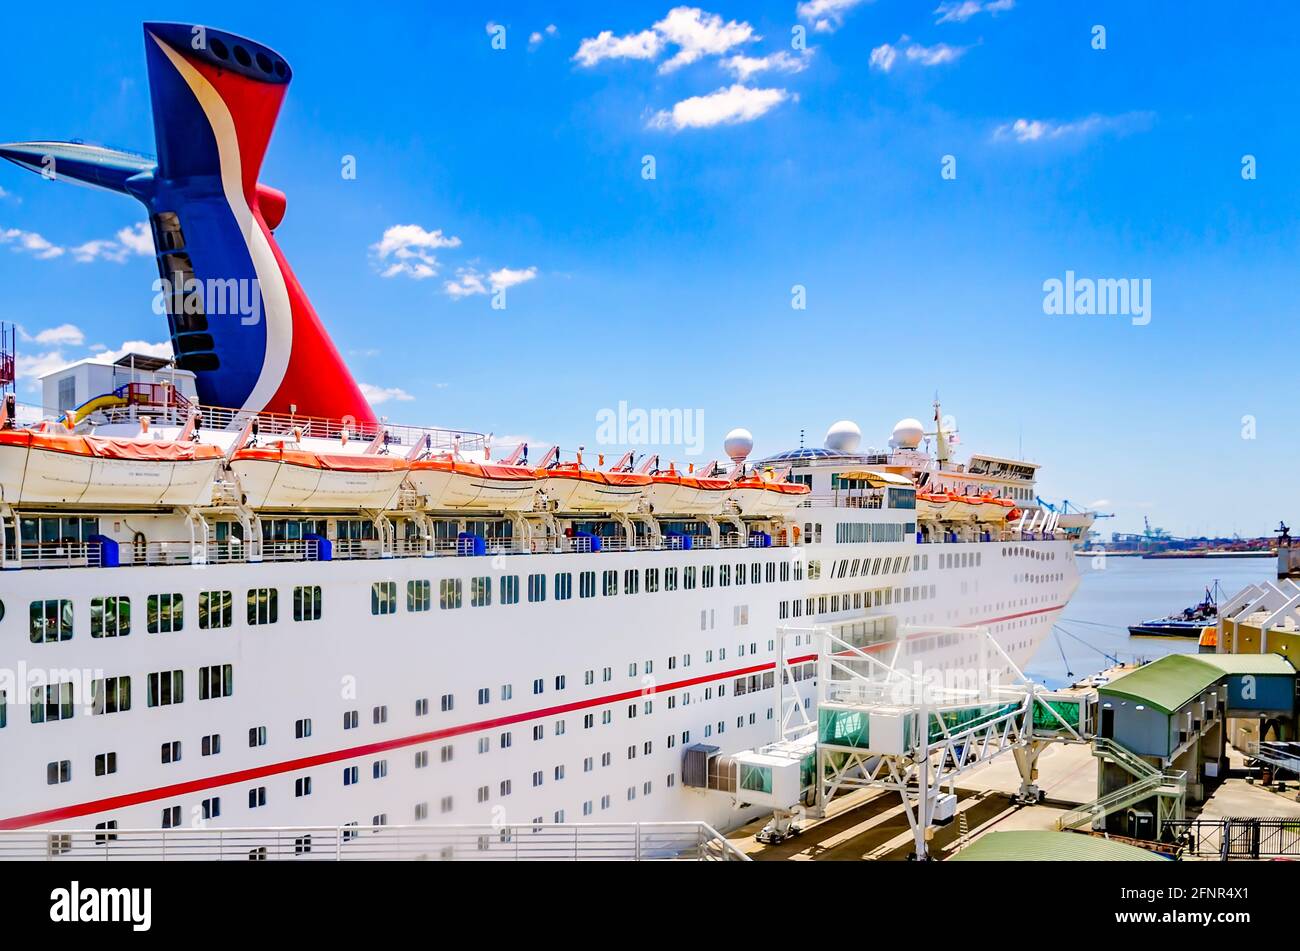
[1,1,1297,538]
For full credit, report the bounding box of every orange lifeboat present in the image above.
[728,472,810,516]
[407,453,538,511]
[534,450,650,513]
[642,460,732,515]
[0,427,223,506]
[229,443,408,509]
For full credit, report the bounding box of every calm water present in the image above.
[1022,554,1274,688]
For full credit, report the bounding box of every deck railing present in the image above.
[0,821,749,862]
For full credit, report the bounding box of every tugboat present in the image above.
[1128,581,1222,638]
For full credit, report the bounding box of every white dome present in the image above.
[892,418,924,449]
[824,419,861,453]
[723,428,754,463]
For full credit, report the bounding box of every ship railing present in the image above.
[92,401,487,454]
[1,821,749,862]
[3,541,102,570]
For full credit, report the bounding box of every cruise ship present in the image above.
[0,23,1088,852]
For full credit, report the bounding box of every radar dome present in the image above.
[724,428,754,463]
[892,418,924,449]
[824,420,862,453]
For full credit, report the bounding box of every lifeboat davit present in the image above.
[407,454,539,511]
[536,462,650,513]
[644,468,732,515]
[230,444,408,510]
[0,428,223,506]
[728,474,810,517]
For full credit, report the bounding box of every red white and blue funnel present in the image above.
[0,23,376,425]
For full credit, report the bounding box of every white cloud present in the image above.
[4,221,150,264]
[934,0,1014,24]
[360,383,415,406]
[574,6,756,71]
[869,44,897,71]
[649,84,791,131]
[1,227,64,260]
[33,324,84,346]
[1087,499,1110,510]
[371,224,462,280]
[796,0,872,34]
[444,268,489,298]
[92,340,172,364]
[529,24,558,47]
[723,50,811,81]
[115,221,153,256]
[870,39,966,72]
[653,7,756,73]
[573,28,663,66]
[993,112,1152,144]
[444,265,539,298]
[15,350,71,385]
[489,266,538,289]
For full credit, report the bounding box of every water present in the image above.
[1023,554,1274,688]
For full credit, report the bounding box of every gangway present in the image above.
[804,623,1095,859]
[1054,738,1186,836]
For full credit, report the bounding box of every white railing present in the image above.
[4,542,103,569]
[1,821,749,862]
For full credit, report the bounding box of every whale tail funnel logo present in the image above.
[0,23,375,424]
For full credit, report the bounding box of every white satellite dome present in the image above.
[892,418,924,449]
[723,428,754,463]
[824,419,861,453]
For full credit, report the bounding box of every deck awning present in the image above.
[834,469,914,488]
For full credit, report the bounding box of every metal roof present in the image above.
[1099,652,1295,716]
[949,831,1168,862]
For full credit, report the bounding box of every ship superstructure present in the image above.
[0,23,1084,849]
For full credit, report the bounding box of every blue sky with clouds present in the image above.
[1,1,1297,537]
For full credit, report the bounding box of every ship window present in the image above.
[147,592,184,634]
[94,752,117,776]
[373,705,388,723]
[293,585,322,621]
[161,741,181,764]
[295,777,312,797]
[29,599,72,643]
[201,797,220,820]
[579,571,596,598]
[664,567,678,591]
[249,726,267,747]
[370,582,396,616]
[90,676,130,716]
[296,718,312,739]
[471,576,492,607]
[202,734,221,756]
[623,569,639,595]
[248,587,279,625]
[249,786,267,808]
[500,575,519,605]
[31,684,71,723]
[162,806,182,829]
[199,590,233,629]
[90,596,131,637]
[645,568,659,593]
[527,573,546,602]
[199,664,234,700]
[603,569,618,596]
[147,669,184,707]
[554,572,572,601]
[719,564,730,586]
[703,565,714,588]
[408,579,431,612]
[440,578,463,609]
[46,760,71,785]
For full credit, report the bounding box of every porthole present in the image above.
[233,45,252,67]
[210,37,229,59]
